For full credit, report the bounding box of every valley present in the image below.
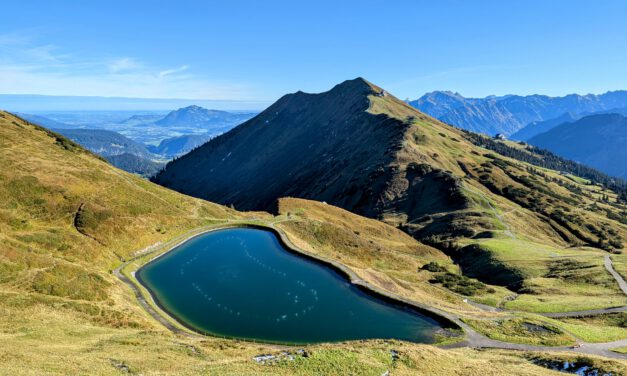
[16,107,259,177]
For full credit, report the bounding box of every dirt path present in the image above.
[606,255,627,295]
[113,263,192,336]
[444,326,627,359]
[114,223,627,361]
[464,185,516,239]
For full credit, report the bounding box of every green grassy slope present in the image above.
[2,111,601,374]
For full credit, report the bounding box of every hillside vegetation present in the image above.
[2,111,604,374]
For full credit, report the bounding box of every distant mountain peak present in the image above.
[156,105,234,127]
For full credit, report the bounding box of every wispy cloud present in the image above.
[159,64,189,78]
[0,33,250,99]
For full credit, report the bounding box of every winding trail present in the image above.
[114,223,627,361]
[606,255,627,295]
[464,185,516,239]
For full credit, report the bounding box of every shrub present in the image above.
[430,272,490,296]
[421,261,446,273]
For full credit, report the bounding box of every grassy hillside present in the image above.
[275,198,470,313]
[3,111,611,374]
[0,111,235,322]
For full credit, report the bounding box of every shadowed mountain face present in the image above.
[155,78,418,218]
[511,107,627,141]
[49,128,163,176]
[104,153,163,177]
[154,78,627,252]
[410,90,627,136]
[528,113,627,179]
[510,112,579,141]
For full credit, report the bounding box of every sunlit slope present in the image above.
[0,111,234,307]
[365,83,626,250]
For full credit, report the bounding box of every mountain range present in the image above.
[409,90,627,136]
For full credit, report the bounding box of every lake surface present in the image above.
[137,227,442,344]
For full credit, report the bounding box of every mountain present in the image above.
[104,153,164,177]
[52,128,154,158]
[155,78,423,217]
[155,105,256,131]
[155,78,626,258]
[116,113,165,126]
[409,90,627,136]
[510,112,579,141]
[146,133,214,158]
[512,107,627,141]
[527,113,627,178]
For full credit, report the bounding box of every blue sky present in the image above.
[1,0,626,105]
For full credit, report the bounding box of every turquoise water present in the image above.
[137,228,442,344]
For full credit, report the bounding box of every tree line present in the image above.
[462,130,627,199]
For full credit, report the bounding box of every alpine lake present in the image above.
[137,227,446,344]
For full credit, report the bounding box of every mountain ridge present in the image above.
[410,90,627,136]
